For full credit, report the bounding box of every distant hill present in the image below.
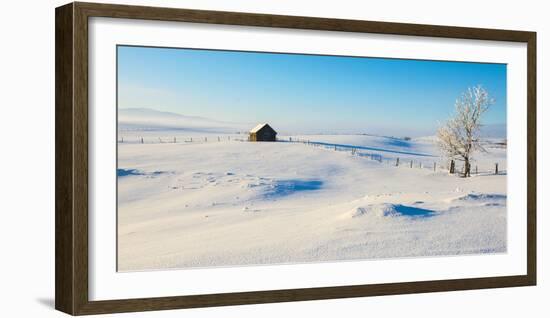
[118,108,506,139]
[118,108,250,133]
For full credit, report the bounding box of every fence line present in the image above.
[118,135,248,144]
[286,137,504,176]
[118,135,504,176]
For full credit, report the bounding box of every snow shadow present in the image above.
[351,203,436,219]
[117,168,143,177]
[477,170,507,176]
[264,179,323,198]
[117,168,167,177]
[455,193,507,202]
[391,204,436,218]
[309,141,434,157]
[383,137,412,148]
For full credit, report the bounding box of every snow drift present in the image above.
[350,203,435,218]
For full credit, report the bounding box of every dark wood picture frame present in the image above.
[55,2,537,315]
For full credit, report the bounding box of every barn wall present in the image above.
[249,125,277,142]
[257,127,276,141]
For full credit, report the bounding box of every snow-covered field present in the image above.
[117,109,507,271]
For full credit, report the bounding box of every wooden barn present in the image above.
[249,123,277,142]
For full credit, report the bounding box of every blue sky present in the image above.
[118,45,506,136]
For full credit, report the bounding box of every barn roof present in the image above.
[249,123,271,133]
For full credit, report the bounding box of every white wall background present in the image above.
[0,0,547,316]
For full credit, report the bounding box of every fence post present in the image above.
[495,163,499,175]
[205,137,207,142]
[396,158,399,166]
[433,162,436,171]
[410,160,413,168]
[174,137,176,143]
[121,137,123,143]
[420,162,422,169]
[449,160,455,174]
[218,136,220,142]
[476,165,478,175]
[140,137,143,144]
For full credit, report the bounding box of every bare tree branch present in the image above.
[436,85,494,177]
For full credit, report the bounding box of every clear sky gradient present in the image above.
[118,45,506,136]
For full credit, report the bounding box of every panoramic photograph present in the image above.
[116,45,507,272]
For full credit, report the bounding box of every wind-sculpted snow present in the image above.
[453,193,507,202]
[117,168,168,178]
[264,179,324,199]
[350,203,436,218]
[117,134,507,271]
[117,168,144,177]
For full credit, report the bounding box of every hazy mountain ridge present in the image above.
[118,107,506,138]
[118,108,250,133]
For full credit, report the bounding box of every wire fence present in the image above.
[285,137,505,176]
[118,135,248,144]
[118,135,505,177]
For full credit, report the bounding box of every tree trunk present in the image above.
[449,160,455,174]
[464,157,471,177]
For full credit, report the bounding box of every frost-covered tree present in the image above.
[437,85,494,177]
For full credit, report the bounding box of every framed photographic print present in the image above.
[55,2,536,315]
